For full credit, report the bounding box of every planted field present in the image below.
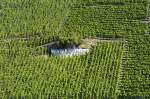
[80,41,123,98]
[60,0,147,38]
[1,41,123,98]
[1,0,150,98]
[0,0,74,38]
[119,34,150,97]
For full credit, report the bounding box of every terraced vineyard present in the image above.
[1,0,150,98]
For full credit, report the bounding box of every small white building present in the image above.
[51,48,89,57]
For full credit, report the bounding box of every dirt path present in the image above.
[38,41,59,48]
[37,37,123,49]
[81,38,123,48]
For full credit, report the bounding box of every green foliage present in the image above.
[56,35,82,48]
[61,2,147,38]
[119,34,150,96]
[0,0,149,98]
[0,0,73,38]
[0,41,123,98]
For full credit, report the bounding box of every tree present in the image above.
[55,35,82,48]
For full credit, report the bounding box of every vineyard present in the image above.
[61,1,147,38]
[1,0,150,98]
